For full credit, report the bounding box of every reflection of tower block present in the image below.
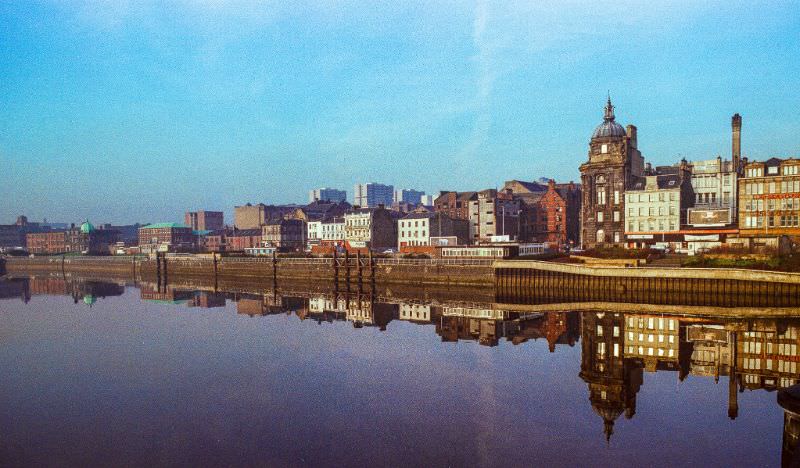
[777,385,800,467]
[579,312,644,442]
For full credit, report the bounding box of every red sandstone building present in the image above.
[503,179,582,248]
[26,221,118,255]
[227,229,263,251]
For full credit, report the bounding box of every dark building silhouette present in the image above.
[579,312,643,442]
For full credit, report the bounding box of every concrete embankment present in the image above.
[3,256,495,287]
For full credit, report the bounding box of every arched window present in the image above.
[596,175,606,185]
[596,229,605,243]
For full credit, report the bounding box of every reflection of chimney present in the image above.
[732,113,742,171]
[729,330,739,419]
[728,373,739,420]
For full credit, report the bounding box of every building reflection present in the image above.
[0,276,124,305]
[578,310,800,444]
[5,274,800,460]
[579,312,643,442]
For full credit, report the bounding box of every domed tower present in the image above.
[79,220,95,234]
[579,97,645,248]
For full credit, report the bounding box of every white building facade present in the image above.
[624,175,682,247]
[321,218,345,242]
[690,158,737,208]
[398,215,430,248]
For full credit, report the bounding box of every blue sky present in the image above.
[1,1,799,225]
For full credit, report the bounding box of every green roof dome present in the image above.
[80,221,95,234]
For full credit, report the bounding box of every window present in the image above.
[596,229,605,243]
[597,189,607,205]
[614,232,620,243]
[613,211,620,222]
[597,212,604,222]
[614,191,620,204]
[601,144,608,154]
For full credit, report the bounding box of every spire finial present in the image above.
[604,93,615,121]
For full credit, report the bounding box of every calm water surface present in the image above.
[0,276,795,467]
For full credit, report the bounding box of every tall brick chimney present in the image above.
[732,113,742,172]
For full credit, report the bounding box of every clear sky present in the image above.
[2,1,799,225]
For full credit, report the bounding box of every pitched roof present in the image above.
[514,192,545,205]
[629,174,682,191]
[228,229,262,237]
[504,180,547,194]
[402,212,436,220]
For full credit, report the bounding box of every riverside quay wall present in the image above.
[495,260,800,309]
[6,256,800,309]
[2,255,495,287]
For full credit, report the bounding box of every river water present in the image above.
[0,275,797,467]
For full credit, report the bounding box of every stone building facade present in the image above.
[343,207,398,251]
[469,189,520,243]
[738,157,800,245]
[433,191,477,220]
[234,203,297,229]
[184,211,224,231]
[397,212,470,248]
[623,164,694,249]
[262,219,306,252]
[579,98,645,248]
[138,223,196,253]
[27,222,118,255]
[504,179,581,248]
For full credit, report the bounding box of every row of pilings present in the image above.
[495,267,800,308]
[332,249,376,293]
